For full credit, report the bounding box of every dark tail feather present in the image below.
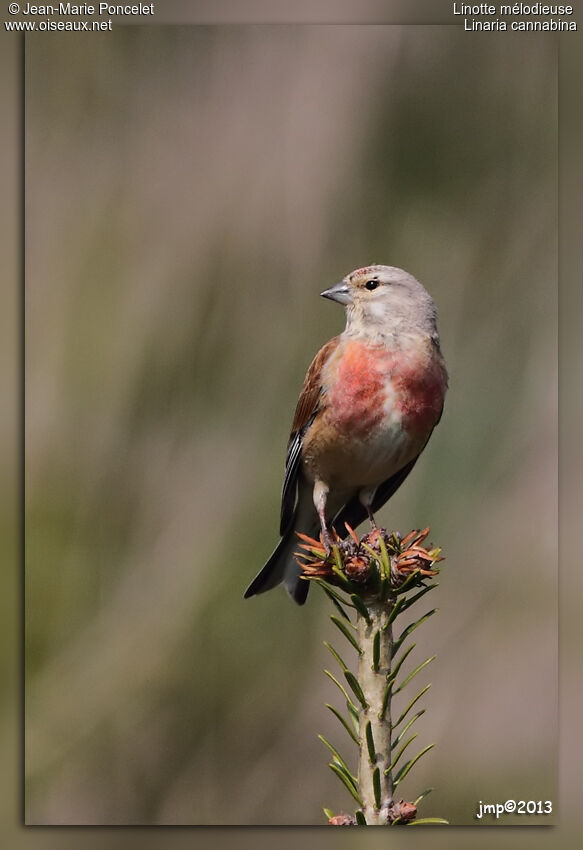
[244,530,309,605]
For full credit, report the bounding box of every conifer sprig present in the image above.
[297,525,447,827]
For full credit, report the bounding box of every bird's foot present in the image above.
[320,527,335,557]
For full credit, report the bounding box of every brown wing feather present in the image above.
[290,336,341,435]
[279,336,341,535]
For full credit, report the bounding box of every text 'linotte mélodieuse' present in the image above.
[453,3,577,30]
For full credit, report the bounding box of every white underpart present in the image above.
[355,428,413,488]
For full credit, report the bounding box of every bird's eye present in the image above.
[365,279,379,291]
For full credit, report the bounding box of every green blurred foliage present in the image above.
[24,25,556,825]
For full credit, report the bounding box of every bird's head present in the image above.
[321,264,439,343]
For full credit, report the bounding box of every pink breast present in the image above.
[327,342,389,437]
[394,357,446,436]
[327,340,446,440]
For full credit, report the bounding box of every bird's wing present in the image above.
[279,336,341,535]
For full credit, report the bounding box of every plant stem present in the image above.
[357,600,394,824]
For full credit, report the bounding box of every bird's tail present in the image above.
[243,525,309,605]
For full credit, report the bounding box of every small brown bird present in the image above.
[244,265,448,605]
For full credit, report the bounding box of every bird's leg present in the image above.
[360,486,378,530]
[313,479,333,555]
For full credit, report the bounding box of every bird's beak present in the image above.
[320,280,353,305]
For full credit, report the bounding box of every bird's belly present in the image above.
[309,413,415,489]
[352,417,414,483]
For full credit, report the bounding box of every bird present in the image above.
[244,264,448,605]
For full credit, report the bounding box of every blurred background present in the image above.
[23,23,557,826]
